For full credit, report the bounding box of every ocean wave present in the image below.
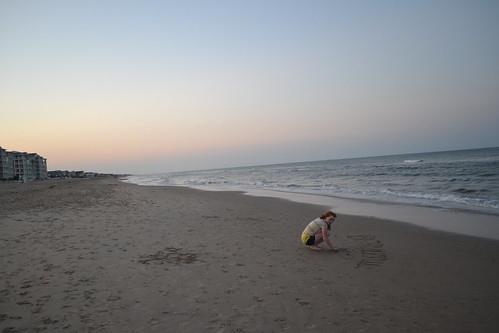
[380,189,499,210]
[452,188,479,194]
[479,173,497,177]
[122,175,167,186]
[123,148,499,214]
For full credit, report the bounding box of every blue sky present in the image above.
[1,0,498,173]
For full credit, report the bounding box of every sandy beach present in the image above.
[1,177,499,332]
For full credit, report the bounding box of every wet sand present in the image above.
[1,177,499,332]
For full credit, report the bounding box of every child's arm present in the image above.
[322,226,334,250]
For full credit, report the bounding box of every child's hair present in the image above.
[320,210,337,220]
[320,210,336,230]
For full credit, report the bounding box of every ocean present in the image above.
[124,147,499,216]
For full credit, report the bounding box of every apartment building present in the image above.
[0,147,48,181]
[0,147,14,180]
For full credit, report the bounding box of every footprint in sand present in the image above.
[138,247,198,265]
[202,215,220,219]
[295,297,310,306]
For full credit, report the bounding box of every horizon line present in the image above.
[132,145,499,176]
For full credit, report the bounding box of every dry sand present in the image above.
[1,177,499,332]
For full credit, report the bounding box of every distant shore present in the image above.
[1,178,499,332]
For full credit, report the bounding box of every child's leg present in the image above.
[314,233,324,245]
[305,233,324,250]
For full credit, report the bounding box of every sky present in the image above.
[1,0,499,174]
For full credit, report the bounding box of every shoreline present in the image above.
[242,187,499,241]
[122,179,499,241]
[1,178,499,332]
